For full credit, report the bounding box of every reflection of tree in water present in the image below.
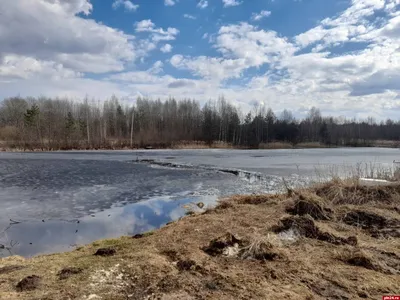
[0,219,21,256]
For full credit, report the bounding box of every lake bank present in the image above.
[1,180,399,299]
[1,140,399,152]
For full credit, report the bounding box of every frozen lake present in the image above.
[0,148,398,256]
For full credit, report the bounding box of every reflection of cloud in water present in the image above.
[0,149,338,257]
[1,195,217,257]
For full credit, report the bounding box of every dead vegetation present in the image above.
[94,247,116,257]
[286,192,333,220]
[273,215,358,246]
[57,267,83,280]
[0,179,399,299]
[340,248,378,271]
[16,275,41,292]
[313,179,400,205]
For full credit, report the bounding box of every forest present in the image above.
[0,96,399,150]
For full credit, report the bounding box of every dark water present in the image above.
[0,148,398,257]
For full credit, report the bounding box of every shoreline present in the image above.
[1,179,399,299]
[0,141,399,152]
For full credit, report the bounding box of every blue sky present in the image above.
[0,0,399,119]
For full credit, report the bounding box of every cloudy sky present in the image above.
[0,0,399,118]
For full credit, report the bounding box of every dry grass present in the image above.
[373,140,400,148]
[287,192,333,220]
[171,141,233,149]
[259,142,293,149]
[0,180,399,299]
[239,234,285,261]
[313,179,400,205]
[258,141,328,149]
[295,142,327,148]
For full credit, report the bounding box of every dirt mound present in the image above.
[274,215,357,246]
[340,249,379,271]
[342,210,400,238]
[203,233,284,261]
[239,238,284,261]
[343,210,389,228]
[16,275,41,292]
[202,233,244,257]
[94,247,116,257]
[287,193,333,220]
[57,267,83,280]
[176,260,196,271]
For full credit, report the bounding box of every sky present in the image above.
[0,0,399,119]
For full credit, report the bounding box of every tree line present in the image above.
[0,96,399,150]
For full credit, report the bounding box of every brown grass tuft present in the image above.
[339,248,379,271]
[202,233,243,257]
[313,180,400,205]
[287,192,333,220]
[57,267,83,280]
[239,234,285,261]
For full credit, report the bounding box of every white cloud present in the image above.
[251,10,271,21]
[169,23,296,83]
[164,0,176,6]
[160,44,173,53]
[216,23,297,67]
[150,61,164,74]
[112,0,139,12]
[170,54,248,80]
[0,55,81,80]
[222,0,242,7]
[0,0,136,75]
[135,19,156,32]
[294,0,400,50]
[197,0,208,9]
[285,0,400,103]
[350,68,400,96]
[43,0,93,15]
[135,19,179,42]
[184,14,196,20]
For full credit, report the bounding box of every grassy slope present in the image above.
[0,181,399,299]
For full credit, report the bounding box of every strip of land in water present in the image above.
[0,179,399,299]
